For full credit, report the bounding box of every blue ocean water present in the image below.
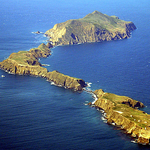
[0,0,150,149]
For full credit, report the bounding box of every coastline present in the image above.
[87,89,150,145]
[1,38,150,145]
[0,11,150,145]
[0,43,87,91]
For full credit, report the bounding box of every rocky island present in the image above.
[0,11,149,145]
[45,10,136,46]
[91,89,150,145]
[0,43,86,91]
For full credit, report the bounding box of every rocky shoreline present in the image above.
[0,11,149,145]
[0,43,87,91]
[87,89,150,145]
[45,11,136,46]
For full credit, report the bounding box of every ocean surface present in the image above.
[0,0,150,149]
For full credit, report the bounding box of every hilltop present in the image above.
[45,11,136,46]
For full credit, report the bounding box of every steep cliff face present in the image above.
[0,43,50,76]
[94,89,150,145]
[46,70,87,91]
[0,58,48,76]
[29,43,51,59]
[0,44,86,91]
[45,11,136,46]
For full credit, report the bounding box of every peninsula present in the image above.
[45,10,136,46]
[0,11,149,145]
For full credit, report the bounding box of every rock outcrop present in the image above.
[0,43,86,91]
[45,11,136,46]
[93,89,150,145]
[1,11,149,145]
[46,70,86,91]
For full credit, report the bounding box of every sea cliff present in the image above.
[0,43,86,91]
[1,11,149,145]
[93,89,150,145]
[45,11,136,46]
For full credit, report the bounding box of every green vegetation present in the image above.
[8,43,51,66]
[80,10,129,32]
[45,10,136,46]
[100,91,150,128]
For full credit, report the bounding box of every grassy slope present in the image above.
[8,43,50,66]
[80,10,130,32]
[45,10,134,45]
[61,10,130,34]
[101,92,150,128]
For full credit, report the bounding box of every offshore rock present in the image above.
[45,11,136,46]
[94,89,150,145]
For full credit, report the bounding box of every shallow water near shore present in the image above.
[0,0,150,149]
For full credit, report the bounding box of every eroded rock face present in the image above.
[93,89,150,145]
[0,59,48,76]
[45,11,136,46]
[46,70,87,91]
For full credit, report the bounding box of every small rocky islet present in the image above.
[0,11,150,145]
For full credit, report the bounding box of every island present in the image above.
[0,11,149,145]
[89,89,150,145]
[45,10,136,46]
[0,43,87,91]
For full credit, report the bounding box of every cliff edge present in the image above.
[93,89,150,145]
[45,11,136,46]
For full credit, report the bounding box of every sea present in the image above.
[0,0,150,149]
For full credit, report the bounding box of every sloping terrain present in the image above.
[45,11,136,46]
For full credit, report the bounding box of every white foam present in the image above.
[1,75,5,78]
[103,113,107,118]
[112,123,116,126]
[103,120,107,123]
[87,82,92,87]
[131,140,137,144]
[51,82,55,85]
[42,64,50,66]
[92,93,98,104]
[100,110,104,113]
[101,117,107,121]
